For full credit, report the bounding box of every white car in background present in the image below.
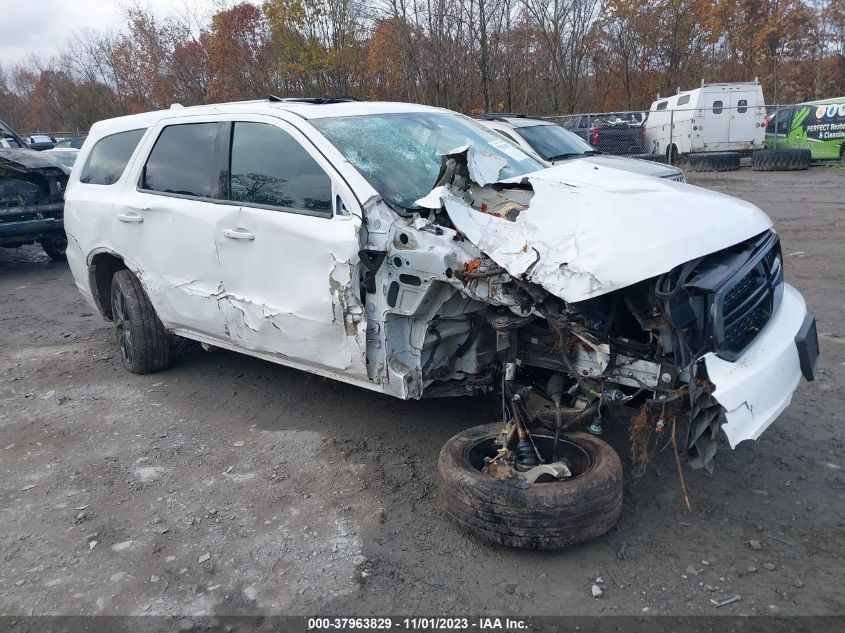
[476,114,685,182]
[44,148,80,169]
[63,99,817,550]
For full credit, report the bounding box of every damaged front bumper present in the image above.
[0,203,66,246]
[704,283,817,448]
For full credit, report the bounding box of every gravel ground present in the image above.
[1,167,843,618]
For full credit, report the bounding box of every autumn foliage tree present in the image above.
[1,0,842,133]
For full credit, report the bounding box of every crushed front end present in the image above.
[378,148,817,472]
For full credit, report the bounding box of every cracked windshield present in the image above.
[312,112,543,210]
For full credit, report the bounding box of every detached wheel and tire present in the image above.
[686,152,741,172]
[40,236,67,261]
[437,423,623,549]
[752,148,811,171]
[110,270,172,374]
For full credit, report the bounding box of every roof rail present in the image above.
[266,95,360,104]
[474,112,527,121]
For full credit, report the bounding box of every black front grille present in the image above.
[722,269,757,316]
[659,230,783,361]
[723,299,770,352]
[711,232,783,360]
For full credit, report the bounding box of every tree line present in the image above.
[2,0,843,133]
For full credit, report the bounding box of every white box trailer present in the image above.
[645,81,767,158]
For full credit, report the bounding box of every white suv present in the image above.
[64,99,818,549]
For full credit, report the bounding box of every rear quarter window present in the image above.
[79,129,146,185]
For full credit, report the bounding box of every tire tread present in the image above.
[437,425,623,549]
[752,149,811,171]
[687,151,741,172]
[111,270,172,374]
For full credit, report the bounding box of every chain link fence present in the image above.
[544,102,845,169]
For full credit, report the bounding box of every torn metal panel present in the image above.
[109,193,232,339]
[447,145,508,186]
[216,204,368,378]
[704,283,806,448]
[422,157,773,303]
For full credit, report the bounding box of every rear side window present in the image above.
[79,129,145,185]
[656,102,668,111]
[141,123,224,198]
[677,95,690,106]
[229,122,332,215]
[737,99,748,113]
[713,100,724,114]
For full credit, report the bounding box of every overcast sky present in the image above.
[1,0,232,67]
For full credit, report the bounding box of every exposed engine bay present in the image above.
[362,147,789,472]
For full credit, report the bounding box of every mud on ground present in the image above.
[1,168,844,617]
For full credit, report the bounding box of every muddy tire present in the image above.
[752,148,811,171]
[686,152,741,172]
[110,269,172,374]
[40,236,67,261]
[437,424,623,549]
[629,153,669,164]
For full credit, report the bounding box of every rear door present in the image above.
[65,127,147,283]
[728,91,760,144]
[111,119,231,339]
[704,96,730,148]
[214,116,368,377]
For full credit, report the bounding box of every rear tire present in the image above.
[110,269,172,374]
[666,144,679,164]
[40,236,67,261]
[751,148,811,171]
[437,424,623,549]
[686,151,741,172]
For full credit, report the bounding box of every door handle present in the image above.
[222,228,255,241]
[116,213,143,224]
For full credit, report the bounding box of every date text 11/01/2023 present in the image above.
[307,618,529,631]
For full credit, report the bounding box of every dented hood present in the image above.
[421,157,772,303]
[0,148,69,176]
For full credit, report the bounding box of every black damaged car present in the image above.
[1,118,69,261]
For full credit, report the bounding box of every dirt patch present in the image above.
[1,167,844,616]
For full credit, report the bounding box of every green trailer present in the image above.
[765,97,845,160]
